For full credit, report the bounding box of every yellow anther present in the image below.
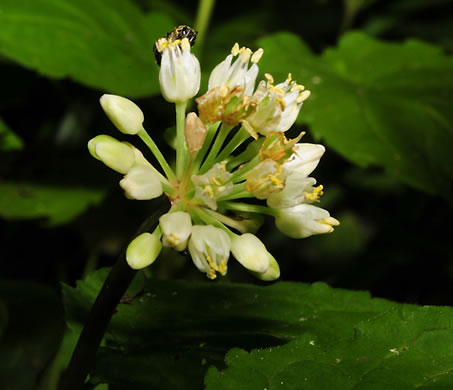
[210,177,221,186]
[203,185,214,197]
[305,185,324,201]
[296,90,311,103]
[251,48,264,63]
[270,175,283,186]
[276,97,286,110]
[239,48,252,63]
[219,260,228,276]
[231,43,240,56]
[220,161,227,171]
[168,233,180,246]
[287,73,292,82]
[291,83,305,92]
[264,73,274,84]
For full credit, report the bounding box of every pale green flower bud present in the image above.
[100,94,144,135]
[87,134,135,174]
[159,211,192,251]
[231,233,270,273]
[158,38,201,103]
[251,254,280,281]
[120,165,163,200]
[126,232,162,270]
[282,143,325,178]
[188,225,231,279]
[275,204,339,239]
[185,112,207,154]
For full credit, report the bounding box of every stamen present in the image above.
[231,43,240,56]
[251,48,264,63]
[264,73,274,84]
[296,90,311,103]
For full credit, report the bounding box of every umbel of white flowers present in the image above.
[88,26,339,281]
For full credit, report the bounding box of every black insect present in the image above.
[153,25,198,66]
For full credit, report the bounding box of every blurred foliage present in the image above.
[0,0,453,389]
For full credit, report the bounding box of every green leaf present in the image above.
[0,182,105,226]
[65,268,453,389]
[0,117,23,151]
[0,281,64,390]
[258,32,453,198]
[0,0,175,97]
[205,307,453,389]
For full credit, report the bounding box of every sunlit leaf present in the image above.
[0,0,175,97]
[0,182,105,226]
[258,32,453,198]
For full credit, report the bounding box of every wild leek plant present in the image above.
[89,26,339,281]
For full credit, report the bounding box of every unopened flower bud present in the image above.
[159,211,192,251]
[120,165,163,200]
[88,134,135,174]
[126,232,162,270]
[100,94,144,135]
[231,233,270,273]
[185,112,207,154]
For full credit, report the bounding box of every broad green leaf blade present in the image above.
[205,307,453,390]
[0,182,105,226]
[258,32,453,198]
[0,118,23,151]
[0,281,64,390]
[63,268,449,389]
[0,0,175,97]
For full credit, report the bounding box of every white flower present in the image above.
[87,134,135,174]
[282,143,325,177]
[208,43,263,96]
[126,232,162,270]
[242,74,311,136]
[120,165,163,200]
[267,174,318,209]
[159,211,192,251]
[273,74,310,133]
[275,204,339,239]
[231,233,270,273]
[99,94,144,135]
[158,38,201,103]
[188,225,231,279]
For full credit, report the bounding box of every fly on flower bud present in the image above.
[185,112,207,154]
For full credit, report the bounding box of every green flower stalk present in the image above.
[89,26,339,281]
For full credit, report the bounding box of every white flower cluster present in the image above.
[88,26,338,281]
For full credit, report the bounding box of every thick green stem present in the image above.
[58,206,168,390]
[175,101,188,179]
